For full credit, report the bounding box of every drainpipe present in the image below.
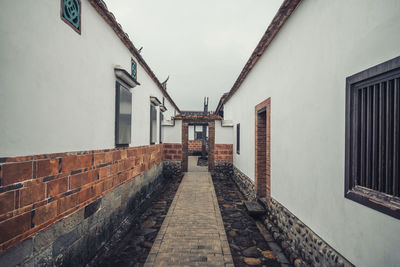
[202,97,209,158]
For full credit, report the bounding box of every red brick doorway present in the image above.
[181,120,215,172]
[255,98,271,199]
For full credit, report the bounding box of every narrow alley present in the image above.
[1,1,399,267]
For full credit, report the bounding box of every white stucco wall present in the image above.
[0,1,178,157]
[163,120,182,144]
[215,121,233,145]
[223,1,400,266]
[188,126,195,140]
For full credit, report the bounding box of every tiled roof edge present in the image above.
[223,0,302,104]
[88,0,181,112]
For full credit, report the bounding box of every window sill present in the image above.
[345,185,400,220]
[114,67,140,88]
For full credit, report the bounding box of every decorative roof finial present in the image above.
[161,76,170,90]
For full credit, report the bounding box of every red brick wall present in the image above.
[163,143,182,161]
[255,98,271,199]
[188,140,208,153]
[0,144,163,252]
[215,144,233,162]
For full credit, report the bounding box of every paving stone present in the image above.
[244,201,265,216]
[90,171,182,266]
[0,238,33,267]
[243,257,262,265]
[213,171,285,267]
[144,171,233,266]
[242,246,260,257]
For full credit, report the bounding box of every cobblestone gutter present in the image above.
[215,162,354,267]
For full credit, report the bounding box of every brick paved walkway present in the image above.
[144,169,234,266]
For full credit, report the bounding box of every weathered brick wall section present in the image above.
[255,98,271,198]
[188,140,208,153]
[181,123,189,172]
[0,144,163,252]
[208,122,215,171]
[163,143,182,161]
[214,144,233,162]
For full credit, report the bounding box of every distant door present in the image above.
[255,98,271,199]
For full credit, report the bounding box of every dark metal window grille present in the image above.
[345,56,400,219]
[61,0,81,33]
[195,131,203,140]
[237,124,240,154]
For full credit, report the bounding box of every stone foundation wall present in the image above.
[162,161,182,180]
[0,163,165,267]
[232,166,256,201]
[262,199,354,267]
[223,165,353,267]
[0,144,163,253]
[214,163,255,201]
[214,162,233,176]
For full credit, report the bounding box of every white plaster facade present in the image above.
[215,121,233,145]
[0,0,178,157]
[163,120,182,144]
[223,1,400,266]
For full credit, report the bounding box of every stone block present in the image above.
[33,209,84,253]
[84,198,101,219]
[0,238,33,267]
[52,227,81,257]
[244,201,265,217]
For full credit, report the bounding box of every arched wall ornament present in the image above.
[61,0,81,34]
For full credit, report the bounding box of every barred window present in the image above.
[345,56,400,219]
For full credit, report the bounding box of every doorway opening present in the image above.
[255,98,271,199]
[181,119,215,172]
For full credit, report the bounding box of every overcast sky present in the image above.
[106,0,283,111]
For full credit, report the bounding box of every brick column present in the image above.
[181,122,189,172]
[255,98,271,199]
[208,121,215,172]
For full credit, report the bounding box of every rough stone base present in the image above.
[214,161,233,176]
[219,164,353,267]
[232,166,256,201]
[215,163,256,201]
[261,198,354,267]
[163,160,182,179]
[0,163,166,267]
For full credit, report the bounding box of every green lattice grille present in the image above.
[62,0,80,30]
[131,59,137,79]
